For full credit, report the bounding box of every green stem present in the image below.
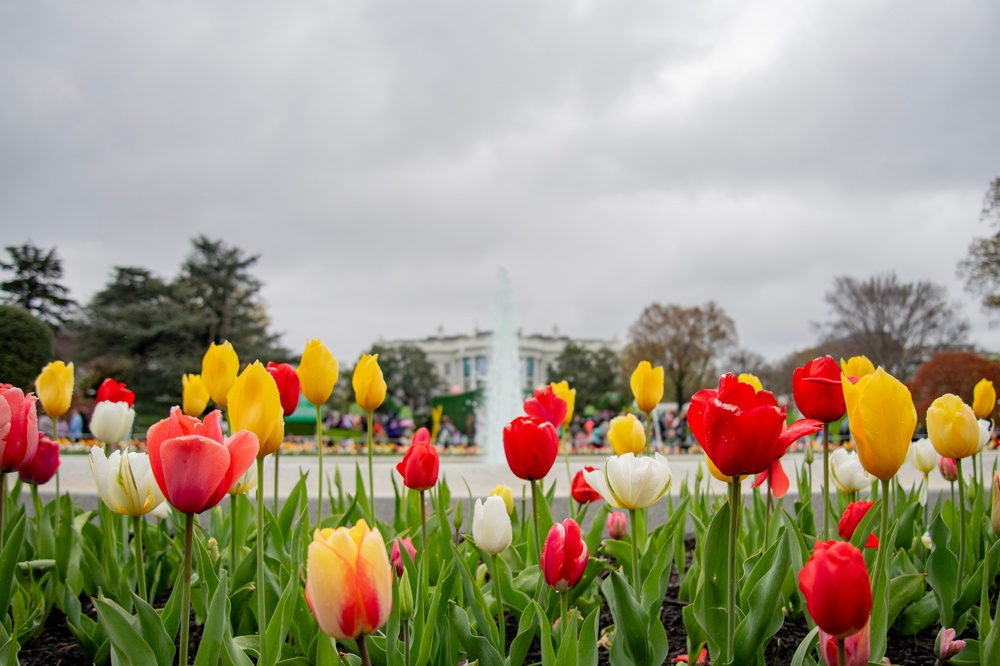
[923,473,929,527]
[872,478,890,595]
[257,457,268,666]
[564,428,573,518]
[492,553,506,656]
[822,424,830,540]
[367,410,375,525]
[644,411,652,456]
[0,473,5,551]
[403,621,411,666]
[727,478,741,661]
[629,508,640,595]
[230,494,238,571]
[957,457,967,585]
[274,448,280,509]
[764,475,772,551]
[357,633,371,666]
[560,589,569,638]
[179,513,194,666]
[419,489,428,556]
[316,405,324,524]
[133,516,146,603]
[530,480,542,565]
[837,637,847,666]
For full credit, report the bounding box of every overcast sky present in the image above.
[2,0,999,366]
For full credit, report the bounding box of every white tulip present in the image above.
[89,401,135,445]
[830,448,874,493]
[908,438,939,475]
[472,496,512,555]
[584,453,672,511]
[978,419,993,453]
[229,463,257,495]
[90,446,164,516]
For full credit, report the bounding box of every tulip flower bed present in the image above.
[4,348,1000,666]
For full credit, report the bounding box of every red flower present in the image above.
[938,457,958,482]
[524,386,567,430]
[390,537,416,577]
[146,407,259,514]
[838,502,879,549]
[18,435,60,486]
[751,458,791,499]
[798,540,872,639]
[541,518,588,591]
[503,416,559,481]
[571,466,601,504]
[0,386,39,473]
[96,378,135,407]
[396,427,439,491]
[688,374,821,477]
[266,362,301,417]
[792,356,847,424]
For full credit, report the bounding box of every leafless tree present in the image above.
[623,301,737,408]
[819,272,968,378]
[958,177,1000,314]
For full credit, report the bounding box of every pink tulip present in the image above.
[607,511,627,540]
[390,537,416,577]
[0,386,39,473]
[818,622,870,666]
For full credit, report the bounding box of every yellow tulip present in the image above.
[737,373,763,392]
[841,368,917,481]
[353,354,387,413]
[182,374,210,417]
[489,484,515,515]
[430,404,444,445]
[608,413,646,456]
[36,361,74,418]
[260,415,285,458]
[306,520,392,640]
[973,379,996,420]
[840,355,875,382]
[297,339,339,407]
[927,394,980,460]
[227,361,282,457]
[202,342,239,409]
[550,381,576,427]
[630,361,664,414]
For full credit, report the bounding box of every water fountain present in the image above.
[482,267,523,463]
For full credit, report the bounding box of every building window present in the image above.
[476,355,487,376]
[463,357,471,378]
[526,357,535,377]
[444,362,451,377]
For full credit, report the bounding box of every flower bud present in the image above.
[489,484,514,515]
[542,519,588,592]
[207,537,220,563]
[606,511,627,540]
[90,401,136,446]
[399,568,414,621]
[473,497,512,555]
[935,627,966,660]
[938,457,958,482]
[453,498,463,531]
[390,538,416,577]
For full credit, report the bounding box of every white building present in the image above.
[378,326,619,393]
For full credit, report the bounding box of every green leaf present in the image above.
[449,603,504,666]
[887,574,926,628]
[789,625,819,666]
[93,596,158,666]
[0,516,27,618]
[454,543,499,650]
[733,530,790,662]
[531,600,556,666]
[575,608,599,666]
[926,514,958,629]
[195,570,230,666]
[601,571,668,666]
[131,592,176,666]
[263,566,300,666]
[692,499,730,663]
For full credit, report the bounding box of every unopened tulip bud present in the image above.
[973,379,996,420]
[921,531,933,550]
[399,569,414,621]
[489,484,515,515]
[473,497,512,555]
[390,538,416,577]
[695,462,704,484]
[454,498,463,531]
[476,562,488,587]
[803,441,815,465]
[207,537,220,563]
[935,627,966,660]
[938,456,958,482]
[606,511,627,540]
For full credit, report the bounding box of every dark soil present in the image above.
[19,595,203,666]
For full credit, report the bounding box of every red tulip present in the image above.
[146,407,259,514]
[571,466,601,504]
[503,416,559,481]
[18,435,60,485]
[838,502,879,549]
[266,362,301,417]
[96,378,135,407]
[606,511,627,539]
[524,386,567,430]
[751,458,790,499]
[938,457,958,482]
[798,540,872,639]
[792,356,847,424]
[390,537,416,577]
[396,427,439,491]
[688,374,822,477]
[541,518,588,591]
[0,386,39,473]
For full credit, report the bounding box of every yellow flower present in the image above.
[926,394,980,460]
[630,361,664,414]
[261,415,285,458]
[305,520,392,640]
[550,381,576,427]
[227,361,282,458]
[973,379,996,420]
[353,354,387,413]
[297,339,339,407]
[608,413,646,456]
[182,374,210,417]
[841,367,917,481]
[839,355,875,382]
[489,484,515,515]
[737,373,763,392]
[430,404,444,445]
[36,361,74,418]
[202,342,239,409]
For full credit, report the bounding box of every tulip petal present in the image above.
[203,430,260,510]
[159,435,231,514]
[307,539,362,639]
[356,530,393,632]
